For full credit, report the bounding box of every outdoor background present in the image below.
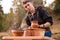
[0,0,60,40]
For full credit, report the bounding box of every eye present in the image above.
[25,4,29,8]
[27,4,29,6]
[25,6,27,8]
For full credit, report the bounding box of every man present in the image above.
[22,0,53,37]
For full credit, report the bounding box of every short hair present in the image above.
[23,0,30,4]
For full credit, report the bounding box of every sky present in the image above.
[1,0,54,14]
[1,0,13,14]
[45,0,54,7]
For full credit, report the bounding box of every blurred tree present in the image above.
[54,0,60,15]
[2,8,14,31]
[0,5,3,14]
[53,0,60,20]
[2,14,9,31]
[11,0,26,29]
[3,8,15,31]
[0,5,3,32]
[33,0,43,7]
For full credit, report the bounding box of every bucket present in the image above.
[11,29,24,36]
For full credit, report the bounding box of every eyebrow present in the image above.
[24,4,29,8]
[23,1,30,4]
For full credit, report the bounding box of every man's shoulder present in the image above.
[36,6,42,10]
[36,6,47,13]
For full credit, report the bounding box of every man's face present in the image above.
[22,2,35,12]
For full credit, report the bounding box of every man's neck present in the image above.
[31,9,35,15]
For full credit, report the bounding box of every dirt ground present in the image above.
[51,18,60,40]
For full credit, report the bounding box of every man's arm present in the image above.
[25,16,31,26]
[38,7,53,28]
[39,22,52,28]
[40,16,53,28]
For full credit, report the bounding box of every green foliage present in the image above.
[54,0,60,15]
[53,0,60,20]
[0,8,15,31]
[2,14,10,31]
[0,14,9,31]
[33,0,43,7]
[0,5,4,32]
[2,11,14,31]
[0,14,4,32]
[16,6,26,28]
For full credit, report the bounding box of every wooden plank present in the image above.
[2,36,55,40]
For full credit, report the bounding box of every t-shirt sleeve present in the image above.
[38,6,53,25]
[25,16,31,26]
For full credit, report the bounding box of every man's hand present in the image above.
[27,24,39,29]
[27,24,44,29]
[39,22,51,28]
[31,23,39,28]
[39,24,44,28]
[27,22,51,29]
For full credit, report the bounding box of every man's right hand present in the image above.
[27,24,39,29]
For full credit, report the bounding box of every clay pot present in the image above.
[11,30,24,36]
[24,28,45,36]
[31,21,39,28]
[23,21,45,36]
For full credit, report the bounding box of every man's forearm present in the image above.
[40,22,51,28]
[44,22,51,27]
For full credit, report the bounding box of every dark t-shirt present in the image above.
[25,6,53,31]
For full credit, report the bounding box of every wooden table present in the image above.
[2,36,55,40]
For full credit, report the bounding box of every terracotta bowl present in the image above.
[24,28,45,36]
[11,30,24,36]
